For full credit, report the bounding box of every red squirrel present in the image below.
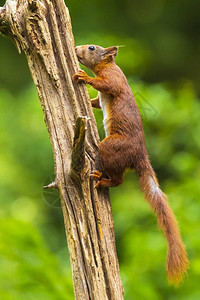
[73,44,189,285]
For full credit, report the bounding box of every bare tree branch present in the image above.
[0,0,124,299]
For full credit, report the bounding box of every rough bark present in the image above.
[0,0,124,299]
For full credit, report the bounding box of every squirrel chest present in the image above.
[99,92,112,137]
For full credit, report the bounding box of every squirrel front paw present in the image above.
[73,70,89,83]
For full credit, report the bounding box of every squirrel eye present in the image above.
[88,46,95,51]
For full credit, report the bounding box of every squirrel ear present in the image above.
[103,46,118,57]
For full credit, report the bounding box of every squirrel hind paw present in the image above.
[90,170,103,179]
[90,170,103,188]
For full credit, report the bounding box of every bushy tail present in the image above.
[139,169,189,286]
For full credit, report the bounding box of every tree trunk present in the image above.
[0,0,124,299]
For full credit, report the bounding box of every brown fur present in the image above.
[73,45,189,285]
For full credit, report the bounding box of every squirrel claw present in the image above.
[94,181,101,188]
[90,170,103,188]
[90,174,100,180]
[90,170,103,181]
[73,69,88,83]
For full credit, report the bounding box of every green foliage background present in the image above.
[0,0,200,299]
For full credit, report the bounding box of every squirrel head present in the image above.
[75,45,118,73]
